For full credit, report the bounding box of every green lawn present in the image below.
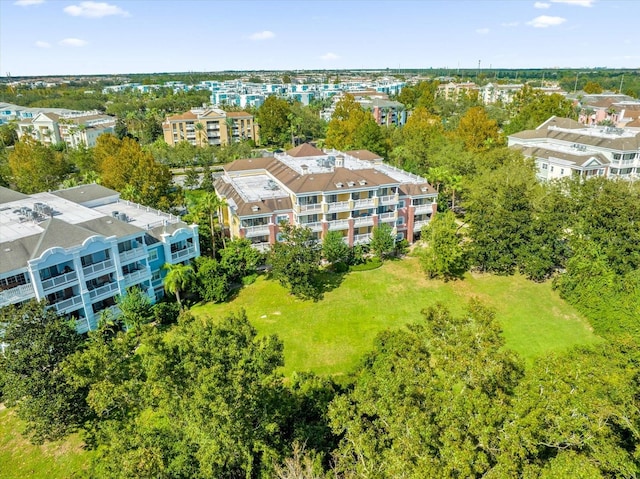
[192,256,600,376]
[0,407,91,479]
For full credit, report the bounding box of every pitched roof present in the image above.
[30,218,97,259]
[51,184,119,205]
[513,145,609,167]
[0,186,29,205]
[286,143,326,158]
[345,150,383,162]
[537,116,582,130]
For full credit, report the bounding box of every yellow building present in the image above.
[162,107,259,147]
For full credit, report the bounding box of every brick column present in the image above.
[347,218,355,247]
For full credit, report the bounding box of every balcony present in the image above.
[353,216,374,228]
[41,270,78,292]
[0,283,36,308]
[299,203,323,213]
[353,233,372,245]
[379,194,397,206]
[353,198,376,209]
[52,295,83,314]
[88,281,120,300]
[327,201,351,213]
[299,221,323,232]
[413,204,433,214]
[244,225,270,237]
[250,242,271,253]
[328,219,350,231]
[83,258,115,278]
[171,245,196,262]
[75,316,91,335]
[123,268,150,286]
[379,211,397,223]
[119,246,146,263]
[414,220,430,231]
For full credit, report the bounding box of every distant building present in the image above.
[508,116,640,181]
[358,97,407,127]
[0,184,200,333]
[162,107,259,147]
[214,143,437,251]
[16,111,115,148]
[480,83,524,104]
[437,82,479,101]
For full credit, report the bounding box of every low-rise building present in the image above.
[162,107,259,147]
[16,111,115,147]
[0,184,199,333]
[508,116,640,181]
[214,143,437,251]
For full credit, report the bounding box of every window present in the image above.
[276,215,289,224]
[541,163,548,170]
[560,169,564,175]
[148,249,158,261]
[151,271,161,283]
[550,166,554,172]
[396,217,405,226]
[398,200,405,208]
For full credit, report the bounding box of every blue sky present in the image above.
[1,0,638,76]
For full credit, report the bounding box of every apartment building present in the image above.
[437,82,479,101]
[162,107,259,147]
[214,143,437,252]
[16,110,115,147]
[0,184,199,333]
[508,116,640,181]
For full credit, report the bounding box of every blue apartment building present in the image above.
[0,184,199,333]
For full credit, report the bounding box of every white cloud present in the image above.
[35,40,51,48]
[551,0,595,6]
[320,52,340,60]
[59,38,88,47]
[476,28,490,34]
[249,30,275,40]
[501,21,520,27]
[534,2,551,8]
[14,0,44,5]
[527,15,567,28]
[64,1,130,18]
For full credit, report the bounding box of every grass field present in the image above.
[192,256,601,376]
[0,407,91,479]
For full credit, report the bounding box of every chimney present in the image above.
[301,164,309,175]
[335,154,344,167]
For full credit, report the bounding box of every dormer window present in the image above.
[335,182,343,188]
[421,187,428,192]
[359,180,367,186]
[347,181,355,187]
[251,205,260,212]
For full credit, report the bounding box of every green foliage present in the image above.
[583,81,603,94]
[369,223,395,260]
[269,224,322,300]
[504,86,576,135]
[219,237,264,283]
[348,257,382,271]
[194,256,229,303]
[8,137,70,193]
[322,230,350,265]
[329,301,524,478]
[419,211,467,280]
[162,262,195,307]
[257,96,292,146]
[0,300,90,443]
[455,105,502,152]
[117,286,154,331]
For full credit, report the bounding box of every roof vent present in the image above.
[251,205,260,212]
[301,164,309,175]
[335,182,343,188]
[359,180,367,186]
[347,181,355,187]
[421,187,428,192]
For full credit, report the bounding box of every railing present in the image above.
[0,283,36,307]
[353,234,372,245]
[88,282,120,300]
[250,242,271,253]
[82,258,115,277]
[353,216,374,228]
[41,271,77,291]
[53,295,83,313]
[299,203,323,213]
[327,201,351,213]
[353,198,375,209]
[119,246,146,262]
[297,221,322,232]
[413,204,433,214]
[75,317,91,335]
[379,211,396,222]
[171,246,196,261]
[243,225,270,237]
[414,220,430,230]
[123,268,150,285]
[379,195,397,205]
[328,219,350,230]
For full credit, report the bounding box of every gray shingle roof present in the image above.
[51,184,119,205]
[30,218,97,259]
[0,186,29,205]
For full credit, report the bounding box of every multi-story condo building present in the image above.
[437,82,480,101]
[0,102,80,125]
[214,143,437,251]
[480,83,524,105]
[0,184,199,333]
[508,116,640,181]
[358,98,407,127]
[16,110,115,147]
[162,107,259,147]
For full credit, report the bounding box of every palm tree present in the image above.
[191,192,228,256]
[162,263,194,308]
[194,122,208,148]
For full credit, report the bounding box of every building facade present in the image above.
[16,111,115,147]
[508,116,640,181]
[0,184,199,333]
[162,107,259,147]
[214,144,437,252]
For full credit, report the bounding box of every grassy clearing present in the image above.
[192,256,600,376]
[0,406,91,479]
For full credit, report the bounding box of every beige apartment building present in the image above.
[162,107,259,147]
